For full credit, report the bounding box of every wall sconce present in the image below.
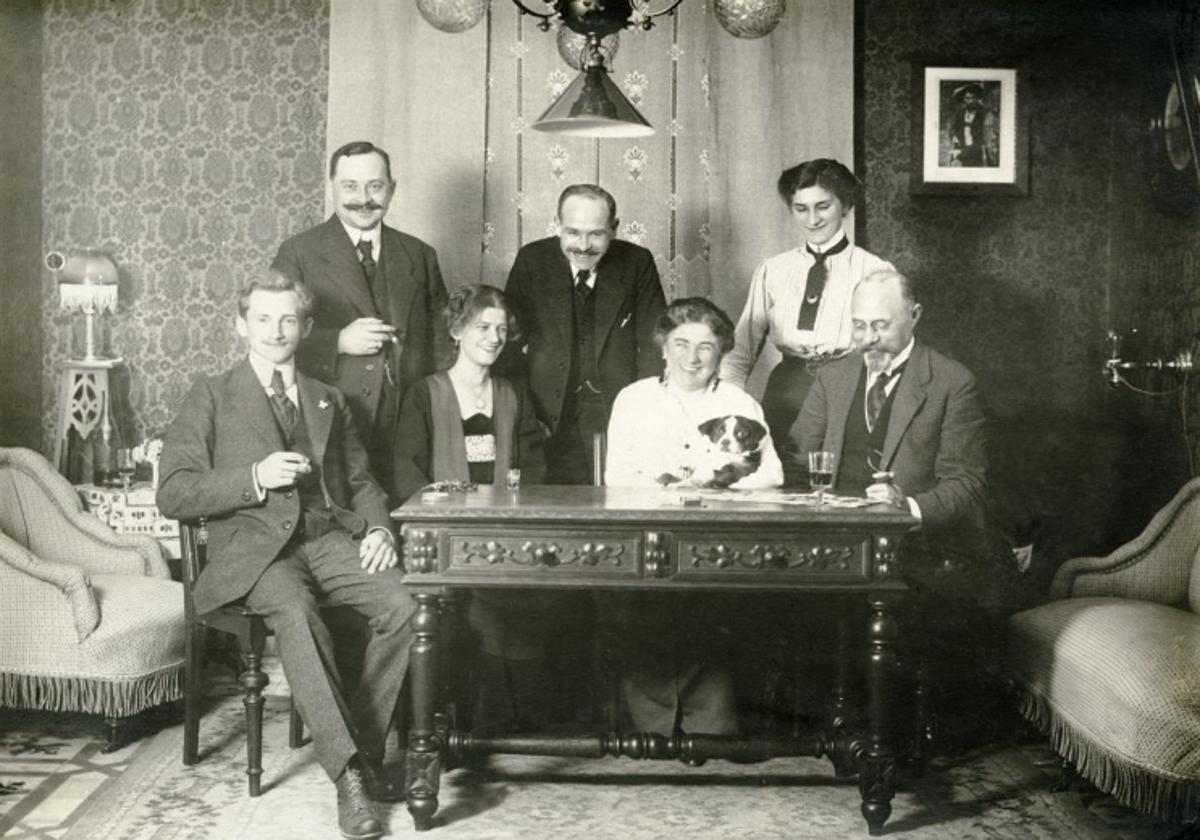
[513,0,683,137]
[47,249,122,364]
[1103,330,1193,390]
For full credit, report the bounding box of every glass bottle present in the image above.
[92,391,122,487]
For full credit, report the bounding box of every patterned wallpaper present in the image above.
[41,0,329,452]
[860,0,1199,564]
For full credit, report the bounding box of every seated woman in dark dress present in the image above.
[393,284,551,731]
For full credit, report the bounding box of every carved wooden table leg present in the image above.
[860,595,898,835]
[406,593,442,831]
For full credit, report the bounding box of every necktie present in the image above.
[269,368,297,440]
[866,364,904,433]
[358,237,390,321]
[356,238,376,284]
[796,236,851,330]
[574,269,591,302]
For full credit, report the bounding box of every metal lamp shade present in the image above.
[531,65,654,138]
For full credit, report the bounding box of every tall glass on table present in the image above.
[807,450,836,506]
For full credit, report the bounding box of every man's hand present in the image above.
[255,452,312,490]
[359,528,399,574]
[338,317,397,356]
[866,480,907,509]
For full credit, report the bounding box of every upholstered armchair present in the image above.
[1008,477,1200,821]
[0,447,185,748]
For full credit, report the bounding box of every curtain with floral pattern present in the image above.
[327,0,853,386]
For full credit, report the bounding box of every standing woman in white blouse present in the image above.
[720,159,893,484]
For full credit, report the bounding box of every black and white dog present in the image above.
[656,415,768,489]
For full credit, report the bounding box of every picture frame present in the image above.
[911,62,1030,196]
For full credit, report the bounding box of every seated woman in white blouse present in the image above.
[606,298,784,491]
[604,298,783,735]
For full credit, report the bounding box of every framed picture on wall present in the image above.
[911,63,1030,195]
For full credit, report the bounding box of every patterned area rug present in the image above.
[16,693,1173,840]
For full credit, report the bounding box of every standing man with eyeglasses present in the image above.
[272,141,450,503]
[498,184,666,484]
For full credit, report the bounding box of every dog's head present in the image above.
[696,415,767,456]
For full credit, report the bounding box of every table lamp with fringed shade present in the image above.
[47,249,122,364]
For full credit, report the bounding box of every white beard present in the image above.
[864,350,894,374]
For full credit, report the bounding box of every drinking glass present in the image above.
[116,448,137,491]
[807,451,836,506]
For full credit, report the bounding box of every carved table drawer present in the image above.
[674,532,874,583]
[432,529,643,579]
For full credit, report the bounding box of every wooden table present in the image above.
[395,486,917,835]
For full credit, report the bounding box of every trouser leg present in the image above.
[246,549,357,781]
[545,395,608,485]
[246,530,414,780]
[302,530,414,762]
[761,360,816,488]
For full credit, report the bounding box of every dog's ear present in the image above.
[696,416,724,440]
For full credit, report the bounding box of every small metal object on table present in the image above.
[394,486,916,835]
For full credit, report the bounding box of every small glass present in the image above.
[116,448,136,492]
[506,468,522,491]
[807,451,836,506]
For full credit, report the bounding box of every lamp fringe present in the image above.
[0,665,182,718]
[58,283,118,313]
[1017,688,1200,822]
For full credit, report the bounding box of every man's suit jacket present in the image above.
[795,341,986,530]
[498,237,666,434]
[271,216,451,442]
[156,360,390,616]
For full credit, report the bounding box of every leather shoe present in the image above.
[335,763,384,840]
[360,757,406,803]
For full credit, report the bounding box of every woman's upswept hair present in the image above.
[776,158,863,210]
[444,283,520,343]
[653,297,736,355]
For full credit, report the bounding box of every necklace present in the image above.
[451,370,490,411]
[471,384,487,410]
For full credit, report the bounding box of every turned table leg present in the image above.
[407,593,442,831]
[860,595,898,835]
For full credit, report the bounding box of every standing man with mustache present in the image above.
[273,141,450,503]
[499,184,666,484]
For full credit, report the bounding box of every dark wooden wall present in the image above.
[860,0,1199,580]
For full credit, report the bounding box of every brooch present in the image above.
[317,399,330,410]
